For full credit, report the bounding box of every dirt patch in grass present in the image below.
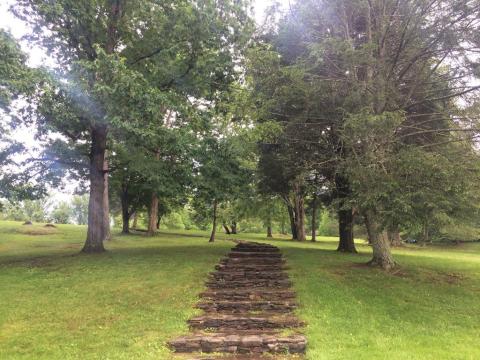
[424,271,466,285]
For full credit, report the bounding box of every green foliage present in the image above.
[50,201,72,224]
[1,199,49,222]
[70,195,89,225]
[192,136,252,219]
[318,210,338,237]
[0,30,45,200]
[0,30,29,110]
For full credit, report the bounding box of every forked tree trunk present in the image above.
[147,193,159,236]
[231,221,237,234]
[156,215,162,230]
[120,182,129,234]
[337,208,357,252]
[223,224,231,235]
[311,194,317,242]
[83,125,107,253]
[209,199,218,243]
[103,150,111,240]
[365,211,395,270]
[267,226,273,238]
[132,212,138,229]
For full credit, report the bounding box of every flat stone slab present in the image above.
[169,333,306,354]
[205,279,292,289]
[197,300,298,313]
[210,271,289,281]
[228,252,283,258]
[188,314,304,330]
[215,264,289,273]
[200,289,297,301]
[221,257,286,265]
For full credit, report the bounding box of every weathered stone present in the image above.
[168,240,306,356]
[241,335,263,347]
[205,279,292,289]
[168,333,307,354]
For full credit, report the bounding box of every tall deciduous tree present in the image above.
[13,0,253,252]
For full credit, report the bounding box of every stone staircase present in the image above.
[168,241,306,358]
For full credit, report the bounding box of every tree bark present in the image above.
[209,199,218,242]
[337,208,357,252]
[311,194,317,242]
[388,228,402,247]
[156,214,162,230]
[82,125,107,253]
[231,221,237,234]
[287,204,298,240]
[132,212,138,229]
[365,211,395,270]
[223,223,231,235]
[335,174,357,253]
[293,187,306,242]
[147,193,159,236]
[267,226,273,238]
[103,150,111,240]
[120,182,129,234]
[421,221,429,246]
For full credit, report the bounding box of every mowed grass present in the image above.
[0,221,479,359]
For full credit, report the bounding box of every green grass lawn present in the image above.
[0,220,479,359]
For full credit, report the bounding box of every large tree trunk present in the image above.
[147,193,159,236]
[287,203,298,240]
[337,208,357,252]
[83,125,107,253]
[120,182,129,234]
[103,150,111,240]
[335,174,357,253]
[209,199,218,243]
[311,194,317,242]
[231,221,237,234]
[365,211,395,270]
[267,226,273,238]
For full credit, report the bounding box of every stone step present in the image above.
[206,279,292,289]
[215,264,288,272]
[200,289,297,301]
[197,300,297,313]
[169,333,306,354]
[188,314,304,331]
[229,252,282,258]
[221,257,286,265]
[210,271,288,281]
[232,247,280,253]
